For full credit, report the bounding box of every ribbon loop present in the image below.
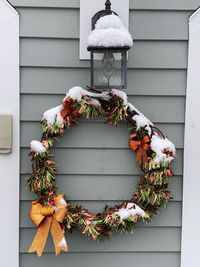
[61,97,80,119]
[29,202,44,227]
[28,195,68,257]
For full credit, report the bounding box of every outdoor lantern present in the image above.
[87,0,133,90]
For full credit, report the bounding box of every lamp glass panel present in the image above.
[92,51,125,89]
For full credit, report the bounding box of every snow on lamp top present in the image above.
[87,14,133,48]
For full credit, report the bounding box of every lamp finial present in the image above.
[105,0,111,11]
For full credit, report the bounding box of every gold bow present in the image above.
[28,195,68,257]
[129,136,150,163]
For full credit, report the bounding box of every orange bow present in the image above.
[129,136,150,163]
[60,97,80,119]
[28,195,68,257]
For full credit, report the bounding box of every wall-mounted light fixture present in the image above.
[87,0,133,90]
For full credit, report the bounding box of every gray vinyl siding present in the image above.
[9,0,200,266]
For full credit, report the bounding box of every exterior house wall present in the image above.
[8,0,199,266]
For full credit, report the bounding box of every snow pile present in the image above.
[115,203,146,221]
[60,198,67,206]
[150,134,176,164]
[133,114,153,136]
[128,101,176,163]
[64,86,89,102]
[87,14,133,48]
[128,103,153,135]
[128,103,141,115]
[42,105,64,127]
[64,86,110,102]
[89,98,101,106]
[111,89,128,107]
[96,13,122,30]
[54,198,67,212]
[31,140,46,154]
[39,87,176,166]
[57,237,68,248]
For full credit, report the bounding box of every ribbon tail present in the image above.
[142,149,148,162]
[50,218,68,256]
[28,216,52,257]
[136,147,142,162]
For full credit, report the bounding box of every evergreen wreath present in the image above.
[26,86,176,255]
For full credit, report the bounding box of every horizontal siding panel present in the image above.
[19,253,180,267]
[20,38,89,68]
[20,68,187,96]
[20,200,182,228]
[11,0,200,10]
[20,148,183,175]
[20,174,182,201]
[18,8,79,39]
[131,11,191,40]
[11,0,80,8]
[20,39,188,69]
[20,95,185,123]
[131,0,200,10]
[20,122,184,149]
[18,8,191,40]
[20,227,181,252]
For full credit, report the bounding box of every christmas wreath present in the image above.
[26,86,176,256]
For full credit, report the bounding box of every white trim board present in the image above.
[0,1,19,267]
[181,7,200,267]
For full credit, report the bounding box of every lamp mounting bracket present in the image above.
[92,0,118,30]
